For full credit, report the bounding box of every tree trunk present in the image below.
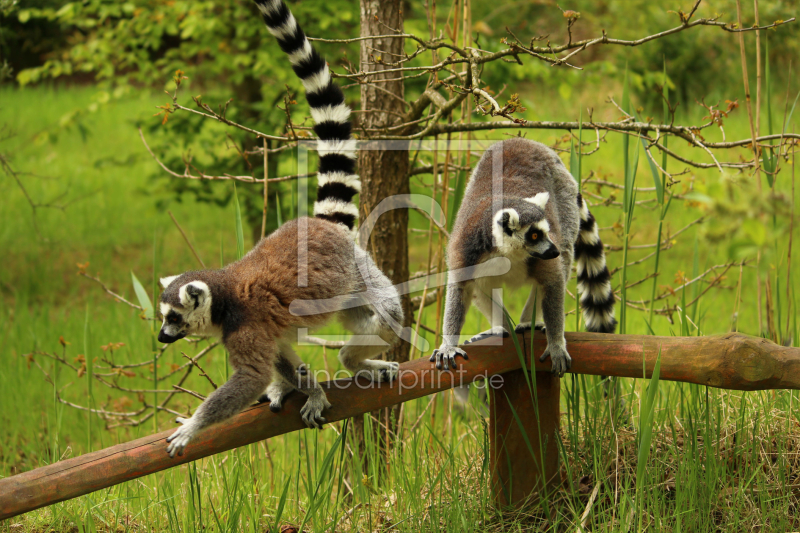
[354,0,410,463]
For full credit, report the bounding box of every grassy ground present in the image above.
[1,83,798,532]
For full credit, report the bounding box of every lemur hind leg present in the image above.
[515,282,545,334]
[464,285,510,344]
[338,304,400,383]
[258,375,296,413]
[274,343,331,429]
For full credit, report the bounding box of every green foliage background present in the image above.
[1,1,799,531]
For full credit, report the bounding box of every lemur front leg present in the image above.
[167,331,276,457]
[538,276,571,377]
[431,282,473,370]
[516,283,545,334]
[274,343,330,429]
[166,343,274,457]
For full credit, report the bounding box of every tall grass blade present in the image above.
[635,347,661,529]
[271,476,292,533]
[764,35,777,186]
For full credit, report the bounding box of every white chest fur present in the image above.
[474,251,532,293]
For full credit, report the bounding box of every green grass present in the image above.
[1,83,799,532]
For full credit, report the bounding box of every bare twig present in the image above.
[168,211,206,268]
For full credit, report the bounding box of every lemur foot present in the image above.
[539,343,572,377]
[514,322,546,334]
[349,360,399,383]
[166,416,201,458]
[464,326,509,345]
[430,345,468,370]
[300,393,331,429]
[260,380,295,413]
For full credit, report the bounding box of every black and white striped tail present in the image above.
[574,194,617,333]
[254,0,360,232]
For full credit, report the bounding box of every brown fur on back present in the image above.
[225,218,356,335]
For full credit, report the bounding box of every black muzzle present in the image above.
[530,243,560,260]
[158,330,186,344]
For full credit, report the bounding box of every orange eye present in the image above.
[531,232,538,240]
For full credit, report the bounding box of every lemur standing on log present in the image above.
[160,0,403,458]
[430,137,616,378]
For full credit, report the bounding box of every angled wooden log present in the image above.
[0,332,798,520]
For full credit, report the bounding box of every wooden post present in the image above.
[490,368,560,507]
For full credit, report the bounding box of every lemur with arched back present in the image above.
[430,137,616,379]
[160,0,403,458]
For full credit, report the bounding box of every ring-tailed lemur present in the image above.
[430,137,616,378]
[160,0,403,458]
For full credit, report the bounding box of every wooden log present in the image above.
[1,332,798,520]
[490,369,560,507]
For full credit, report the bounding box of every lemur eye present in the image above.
[531,232,539,240]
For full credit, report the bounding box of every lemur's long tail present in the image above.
[254,0,360,231]
[574,194,617,333]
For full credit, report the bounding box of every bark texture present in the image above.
[355,0,411,451]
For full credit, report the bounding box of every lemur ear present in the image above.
[495,208,520,236]
[160,275,179,289]
[525,192,550,210]
[179,282,210,310]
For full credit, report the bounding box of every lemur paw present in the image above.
[514,322,532,333]
[464,327,509,345]
[351,360,399,383]
[166,416,200,458]
[262,380,294,413]
[515,322,546,333]
[378,361,400,383]
[300,394,331,429]
[539,343,571,377]
[430,345,468,370]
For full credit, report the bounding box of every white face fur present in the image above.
[491,193,555,258]
[158,278,219,342]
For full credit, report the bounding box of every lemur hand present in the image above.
[539,343,571,377]
[430,344,468,370]
[166,416,201,458]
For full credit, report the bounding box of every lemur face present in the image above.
[492,193,560,260]
[158,276,213,344]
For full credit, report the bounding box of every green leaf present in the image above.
[275,192,283,227]
[570,110,582,188]
[621,61,630,116]
[624,137,639,217]
[131,271,154,319]
[448,170,467,231]
[233,183,244,260]
[641,137,663,204]
[783,90,800,135]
